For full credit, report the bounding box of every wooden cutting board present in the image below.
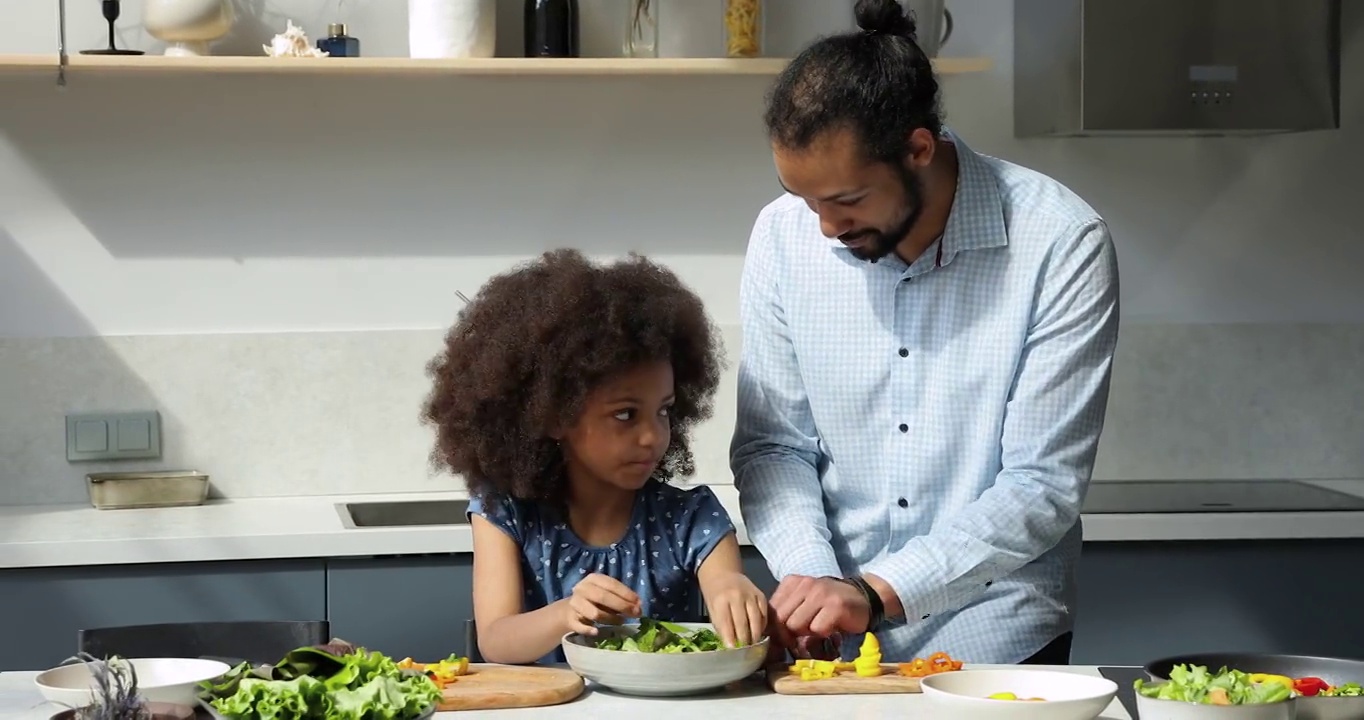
[437,663,585,711]
[766,663,923,695]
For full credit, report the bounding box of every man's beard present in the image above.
[841,166,925,264]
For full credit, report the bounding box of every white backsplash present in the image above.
[0,325,742,505]
[3,323,1364,506]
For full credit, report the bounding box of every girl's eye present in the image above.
[658,406,672,418]
[613,409,634,421]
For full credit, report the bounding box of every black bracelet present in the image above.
[835,575,885,633]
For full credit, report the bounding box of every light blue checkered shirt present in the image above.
[731,131,1120,664]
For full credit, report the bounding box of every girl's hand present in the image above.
[565,573,642,636]
[704,572,769,649]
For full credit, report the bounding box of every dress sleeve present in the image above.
[672,485,737,572]
[466,493,524,545]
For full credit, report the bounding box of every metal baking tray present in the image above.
[86,470,211,510]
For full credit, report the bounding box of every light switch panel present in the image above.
[66,411,162,462]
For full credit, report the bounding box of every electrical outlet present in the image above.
[65,411,162,462]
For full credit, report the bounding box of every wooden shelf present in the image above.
[0,54,992,78]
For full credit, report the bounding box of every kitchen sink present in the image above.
[337,499,470,528]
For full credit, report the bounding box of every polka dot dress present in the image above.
[467,480,736,663]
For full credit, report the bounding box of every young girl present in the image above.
[421,249,768,665]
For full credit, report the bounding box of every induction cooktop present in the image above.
[1081,480,1364,514]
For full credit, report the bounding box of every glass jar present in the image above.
[722,0,763,58]
[624,0,658,58]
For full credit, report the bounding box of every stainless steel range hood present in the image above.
[1013,0,1342,137]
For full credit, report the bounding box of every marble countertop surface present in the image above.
[0,665,1134,720]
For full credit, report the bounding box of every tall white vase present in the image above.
[143,0,235,56]
[409,0,496,59]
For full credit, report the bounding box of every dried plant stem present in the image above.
[631,0,653,37]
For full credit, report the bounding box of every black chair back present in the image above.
[464,619,483,663]
[79,620,330,666]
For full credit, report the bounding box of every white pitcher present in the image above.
[408,0,497,58]
[142,0,234,56]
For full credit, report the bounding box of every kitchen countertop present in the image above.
[0,481,1362,571]
[0,665,1134,720]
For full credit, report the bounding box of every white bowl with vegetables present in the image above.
[1134,664,1297,719]
[918,668,1118,720]
[560,619,767,697]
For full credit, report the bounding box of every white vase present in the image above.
[143,0,235,56]
[408,0,496,59]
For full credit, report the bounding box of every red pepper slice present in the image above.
[1295,677,1330,696]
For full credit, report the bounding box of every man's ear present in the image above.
[904,127,937,170]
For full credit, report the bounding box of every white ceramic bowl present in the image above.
[560,622,767,697]
[1132,685,1295,720]
[919,668,1119,720]
[35,657,232,708]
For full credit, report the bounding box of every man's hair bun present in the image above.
[854,0,918,40]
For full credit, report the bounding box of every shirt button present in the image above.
[985,581,993,587]
[898,347,908,357]
[898,423,908,433]
[897,497,908,508]
[921,614,931,620]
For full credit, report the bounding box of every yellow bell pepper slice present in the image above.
[1249,674,1295,691]
[854,661,883,677]
[853,654,883,677]
[793,659,838,681]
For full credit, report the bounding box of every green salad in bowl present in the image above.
[591,618,726,654]
[561,618,768,697]
[1134,664,1297,719]
[198,644,442,720]
[1136,664,1294,706]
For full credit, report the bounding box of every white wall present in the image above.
[2,1,1362,505]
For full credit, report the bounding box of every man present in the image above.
[730,0,1120,665]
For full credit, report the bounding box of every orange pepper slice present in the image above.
[898,652,963,677]
[898,657,931,677]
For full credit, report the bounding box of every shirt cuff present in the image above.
[863,550,960,625]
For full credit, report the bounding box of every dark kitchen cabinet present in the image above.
[0,560,327,671]
[324,555,472,662]
[741,546,778,596]
[4,539,1357,673]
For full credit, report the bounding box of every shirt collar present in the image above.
[939,129,1008,260]
[824,128,1009,271]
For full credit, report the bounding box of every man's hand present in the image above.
[769,574,870,640]
[763,611,843,664]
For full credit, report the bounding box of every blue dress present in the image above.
[466,480,736,663]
